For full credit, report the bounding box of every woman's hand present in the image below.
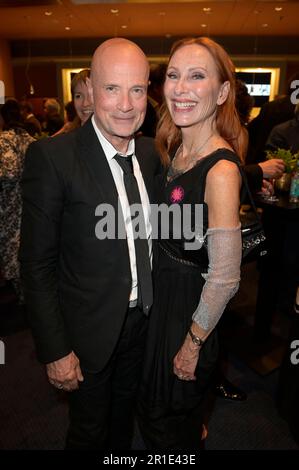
[173,335,200,381]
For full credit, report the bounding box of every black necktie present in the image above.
[114,153,153,315]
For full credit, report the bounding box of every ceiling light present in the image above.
[165,33,171,38]
[110,9,119,14]
[65,26,71,31]
[203,7,211,13]
[275,7,283,12]
[262,23,268,28]
[45,11,52,16]
[121,25,127,29]
[201,24,207,28]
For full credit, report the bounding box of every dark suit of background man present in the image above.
[20,38,160,450]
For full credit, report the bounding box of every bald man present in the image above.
[20,38,160,450]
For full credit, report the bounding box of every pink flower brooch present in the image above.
[170,185,185,203]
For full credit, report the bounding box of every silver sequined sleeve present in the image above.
[192,225,242,332]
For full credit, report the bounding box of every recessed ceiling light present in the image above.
[65,26,71,31]
[165,33,171,38]
[159,11,166,16]
[262,23,268,28]
[110,9,119,14]
[275,7,283,12]
[203,7,212,13]
[121,25,127,29]
[201,24,207,28]
[45,11,52,16]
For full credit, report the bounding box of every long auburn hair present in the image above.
[156,37,247,166]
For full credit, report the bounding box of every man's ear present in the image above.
[86,77,94,103]
[217,81,230,106]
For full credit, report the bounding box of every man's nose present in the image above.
[117,92,133,112]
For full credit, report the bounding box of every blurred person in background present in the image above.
[265,102,299,155]
[71,69,93,126]
[237,79,285,195]
[52,101,80,137]
[19,100,42,137]
[53,69,92,137]
[139,63,167,138]
[0,100,34,302]
[43,98,64,136]
[246,71,299,165]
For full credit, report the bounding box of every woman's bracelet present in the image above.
[188,327,205,347]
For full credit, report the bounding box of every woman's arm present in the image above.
[173,160,242,380]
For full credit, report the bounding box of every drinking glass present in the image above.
[263,178,279,202]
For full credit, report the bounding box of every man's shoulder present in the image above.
[26,128,83,173]
[135,135,158,159]
[135,134,155,148]
[135,135,161,175]
[30,127,79,153]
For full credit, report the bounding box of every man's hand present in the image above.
[46,351,84,391]
[258,159,285,179]
[259,179,274,197]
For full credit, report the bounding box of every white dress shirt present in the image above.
[92,116,152,302]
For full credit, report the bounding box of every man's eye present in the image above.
[133,88,144,94]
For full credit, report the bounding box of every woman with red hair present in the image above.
[138,37,246,448]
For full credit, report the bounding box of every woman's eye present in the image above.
[167,72,177,80]
[192,73,204,80]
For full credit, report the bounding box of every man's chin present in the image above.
[112,126,139,139]
[112,118,144,135]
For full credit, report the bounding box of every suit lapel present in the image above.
[75,120,154,206]
[75,119,119,208]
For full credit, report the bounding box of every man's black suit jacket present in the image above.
[20,119,160,371]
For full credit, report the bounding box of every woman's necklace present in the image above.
[168,132,214,179]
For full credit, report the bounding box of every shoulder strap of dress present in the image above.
[198,149,241,200]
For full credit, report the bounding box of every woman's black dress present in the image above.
[138,149,240,449]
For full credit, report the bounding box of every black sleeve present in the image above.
[19,141,72,364]
[243,164,263,193]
